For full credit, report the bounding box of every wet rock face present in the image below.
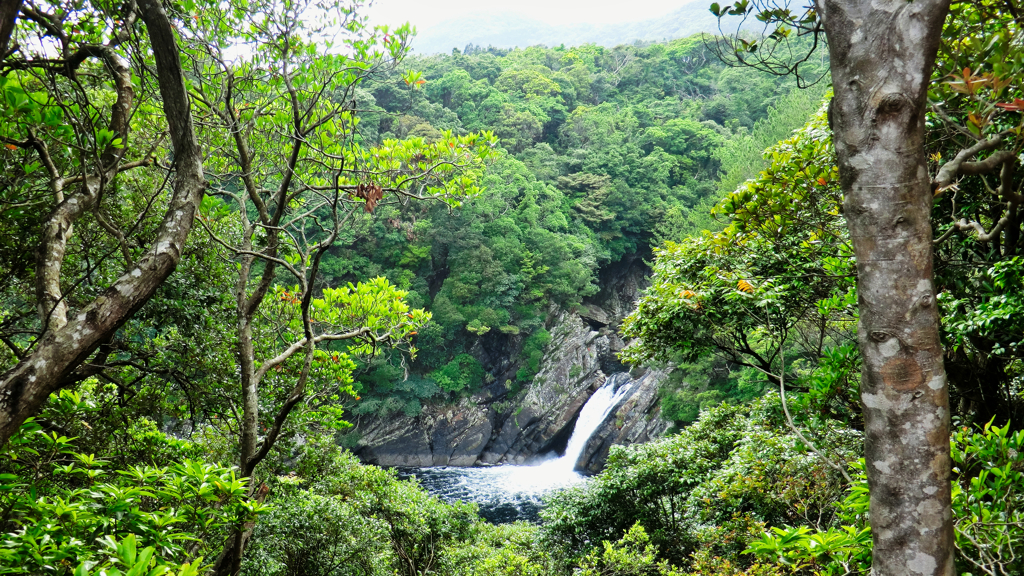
[482,310,609,465]
[353,254,668,471]
[355,420,433,467]
[356,398,492,467]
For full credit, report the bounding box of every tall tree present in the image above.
[825,3,953,574]
[710,1,956,574]
[0,0,205,446]
[174,2,496,572]
[180,0,495,479]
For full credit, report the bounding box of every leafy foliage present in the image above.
[242,442,507,576]
[745,420,1024,576]
[0,392,259,576]
[540,395,860,571]
[622,105,860,427]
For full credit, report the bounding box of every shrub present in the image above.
[443,522,549,576]
[744,420,1024,576]
[0,396,258,575]
[516,329,552,382]
[540,395,860,571]
[431,353,487,393]
[244,446,479,576]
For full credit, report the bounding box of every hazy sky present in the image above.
[364,0,687,29]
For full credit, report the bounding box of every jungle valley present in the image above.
[0,1,1022,576]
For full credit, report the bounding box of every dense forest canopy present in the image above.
[328,36,827,421]
[0,0,1022,575]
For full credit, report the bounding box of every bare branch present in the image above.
[933,135,1004,193]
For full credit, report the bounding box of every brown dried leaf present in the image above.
[353,182,384,213]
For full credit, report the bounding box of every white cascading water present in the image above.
[550,375,634,473]
[404,375,634,521]
[498,376,632,491]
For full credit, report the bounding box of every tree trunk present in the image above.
[0,0,204,446]
[822,1,954,575]
[236,249,260,478]
[0,0,21,56]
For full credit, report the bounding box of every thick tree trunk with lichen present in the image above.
[822,1,954,575]
[0,0,204,446]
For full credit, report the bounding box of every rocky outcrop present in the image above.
[352,253,669,472]
[356,398,492,467]
[481,310,609,465]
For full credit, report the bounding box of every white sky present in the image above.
[364,0,687,29]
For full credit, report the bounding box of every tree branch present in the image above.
[933,135,1004,194]
[253,327,371,384]
[34,44,133,334]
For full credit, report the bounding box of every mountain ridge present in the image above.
[411,1,748,54]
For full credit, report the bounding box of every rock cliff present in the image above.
[352,254,669,472]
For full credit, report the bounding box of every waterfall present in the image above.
[405,375,635,522]
[556,374,633,471]
[492,376,632,493]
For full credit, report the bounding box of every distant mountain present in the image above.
[410,1,748,55]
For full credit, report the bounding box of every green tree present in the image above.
[0,0,204,446]
[708,2,1024,573]
[176,2,497,571]
[623,107,859,426]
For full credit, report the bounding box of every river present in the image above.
[396,379,633,523]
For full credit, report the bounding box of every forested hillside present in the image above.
[332,38,827,420]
